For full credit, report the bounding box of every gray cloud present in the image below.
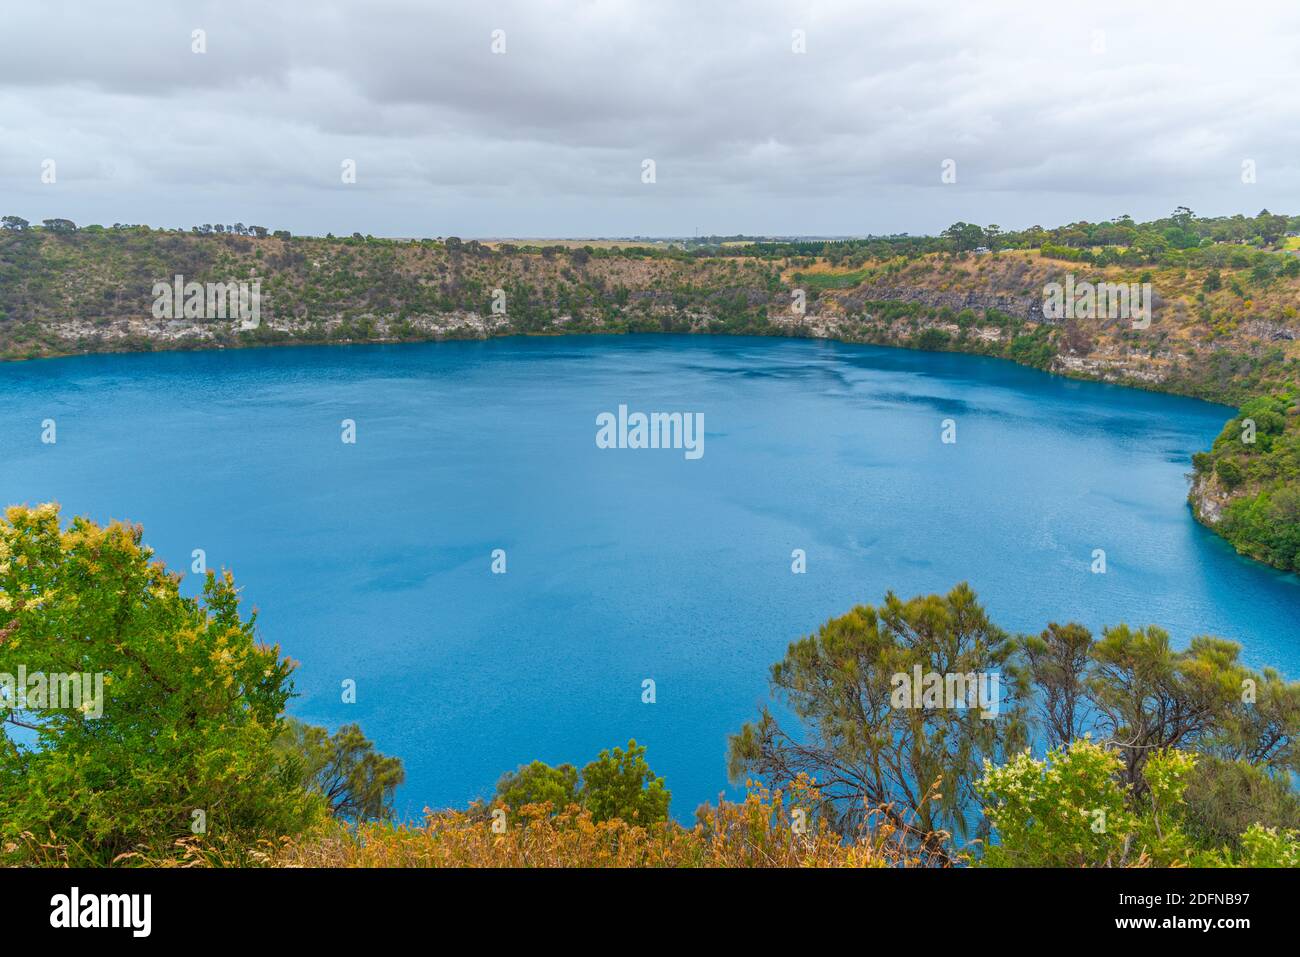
[2,0,1297,236]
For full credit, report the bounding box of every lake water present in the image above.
[2,334,1297,820]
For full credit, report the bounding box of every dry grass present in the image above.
[7,783,950,868]
[276,785,946,869]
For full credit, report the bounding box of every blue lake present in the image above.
[1,334,1297,820]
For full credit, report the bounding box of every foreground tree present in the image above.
[1022,622,1093,749]
[976,741,1300,867]
[1087,627,1257,793]
[279,718,405,821]
[0,504,323,864]
[727,584,1026,858]
[729,585,1300,861]
[1181,754,1300,850]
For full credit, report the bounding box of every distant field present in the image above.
[480,238,680,249]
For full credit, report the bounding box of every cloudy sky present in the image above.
[2,0,1297,238]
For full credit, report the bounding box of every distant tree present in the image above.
[1215,457,1244,489]
[1,215,29,231]
[1256,209,1289,245]
[40,218,76,233]
[1250,259,1277,285]
[941,222,987,251]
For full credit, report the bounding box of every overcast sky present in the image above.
[2,0,1297,238]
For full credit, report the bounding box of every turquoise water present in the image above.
[1,335,1297,819]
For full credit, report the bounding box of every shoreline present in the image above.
[4,323,1280,581]
[0,318,1242,405]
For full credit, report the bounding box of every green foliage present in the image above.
[977,743,1300,867]
[1236,823,1300,866]
[1087,626,1247,792]
[1021,617,1299,792]
[1021,622,1093,749]
[279,717,405,821]
[1192,391,1300,573]
[728,584,1026,858]
[913,327,951,351]
[940,222,990,251]
[976,740,1139,866]
[1215,457,1244,489]
[495,760,580,813]
[733,584,1300,862]
[0,504,323,864]
[1181,755,1300,850]
[1005,327,1056,369]
[494,739,670,825]
[580,740,671,824]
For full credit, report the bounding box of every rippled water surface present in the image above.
[2,335,1296,818]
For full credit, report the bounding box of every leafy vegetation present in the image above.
[977,742,1298,867]
[1190,391,1300,573]
[0,505,400,865]
[729,584,1300,867]
[727,584,1025,860]
[494,739,670,825]
[278,718,405,822]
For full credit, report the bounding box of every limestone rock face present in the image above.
[1188,471,1233,526]
[841,284,1042,324]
